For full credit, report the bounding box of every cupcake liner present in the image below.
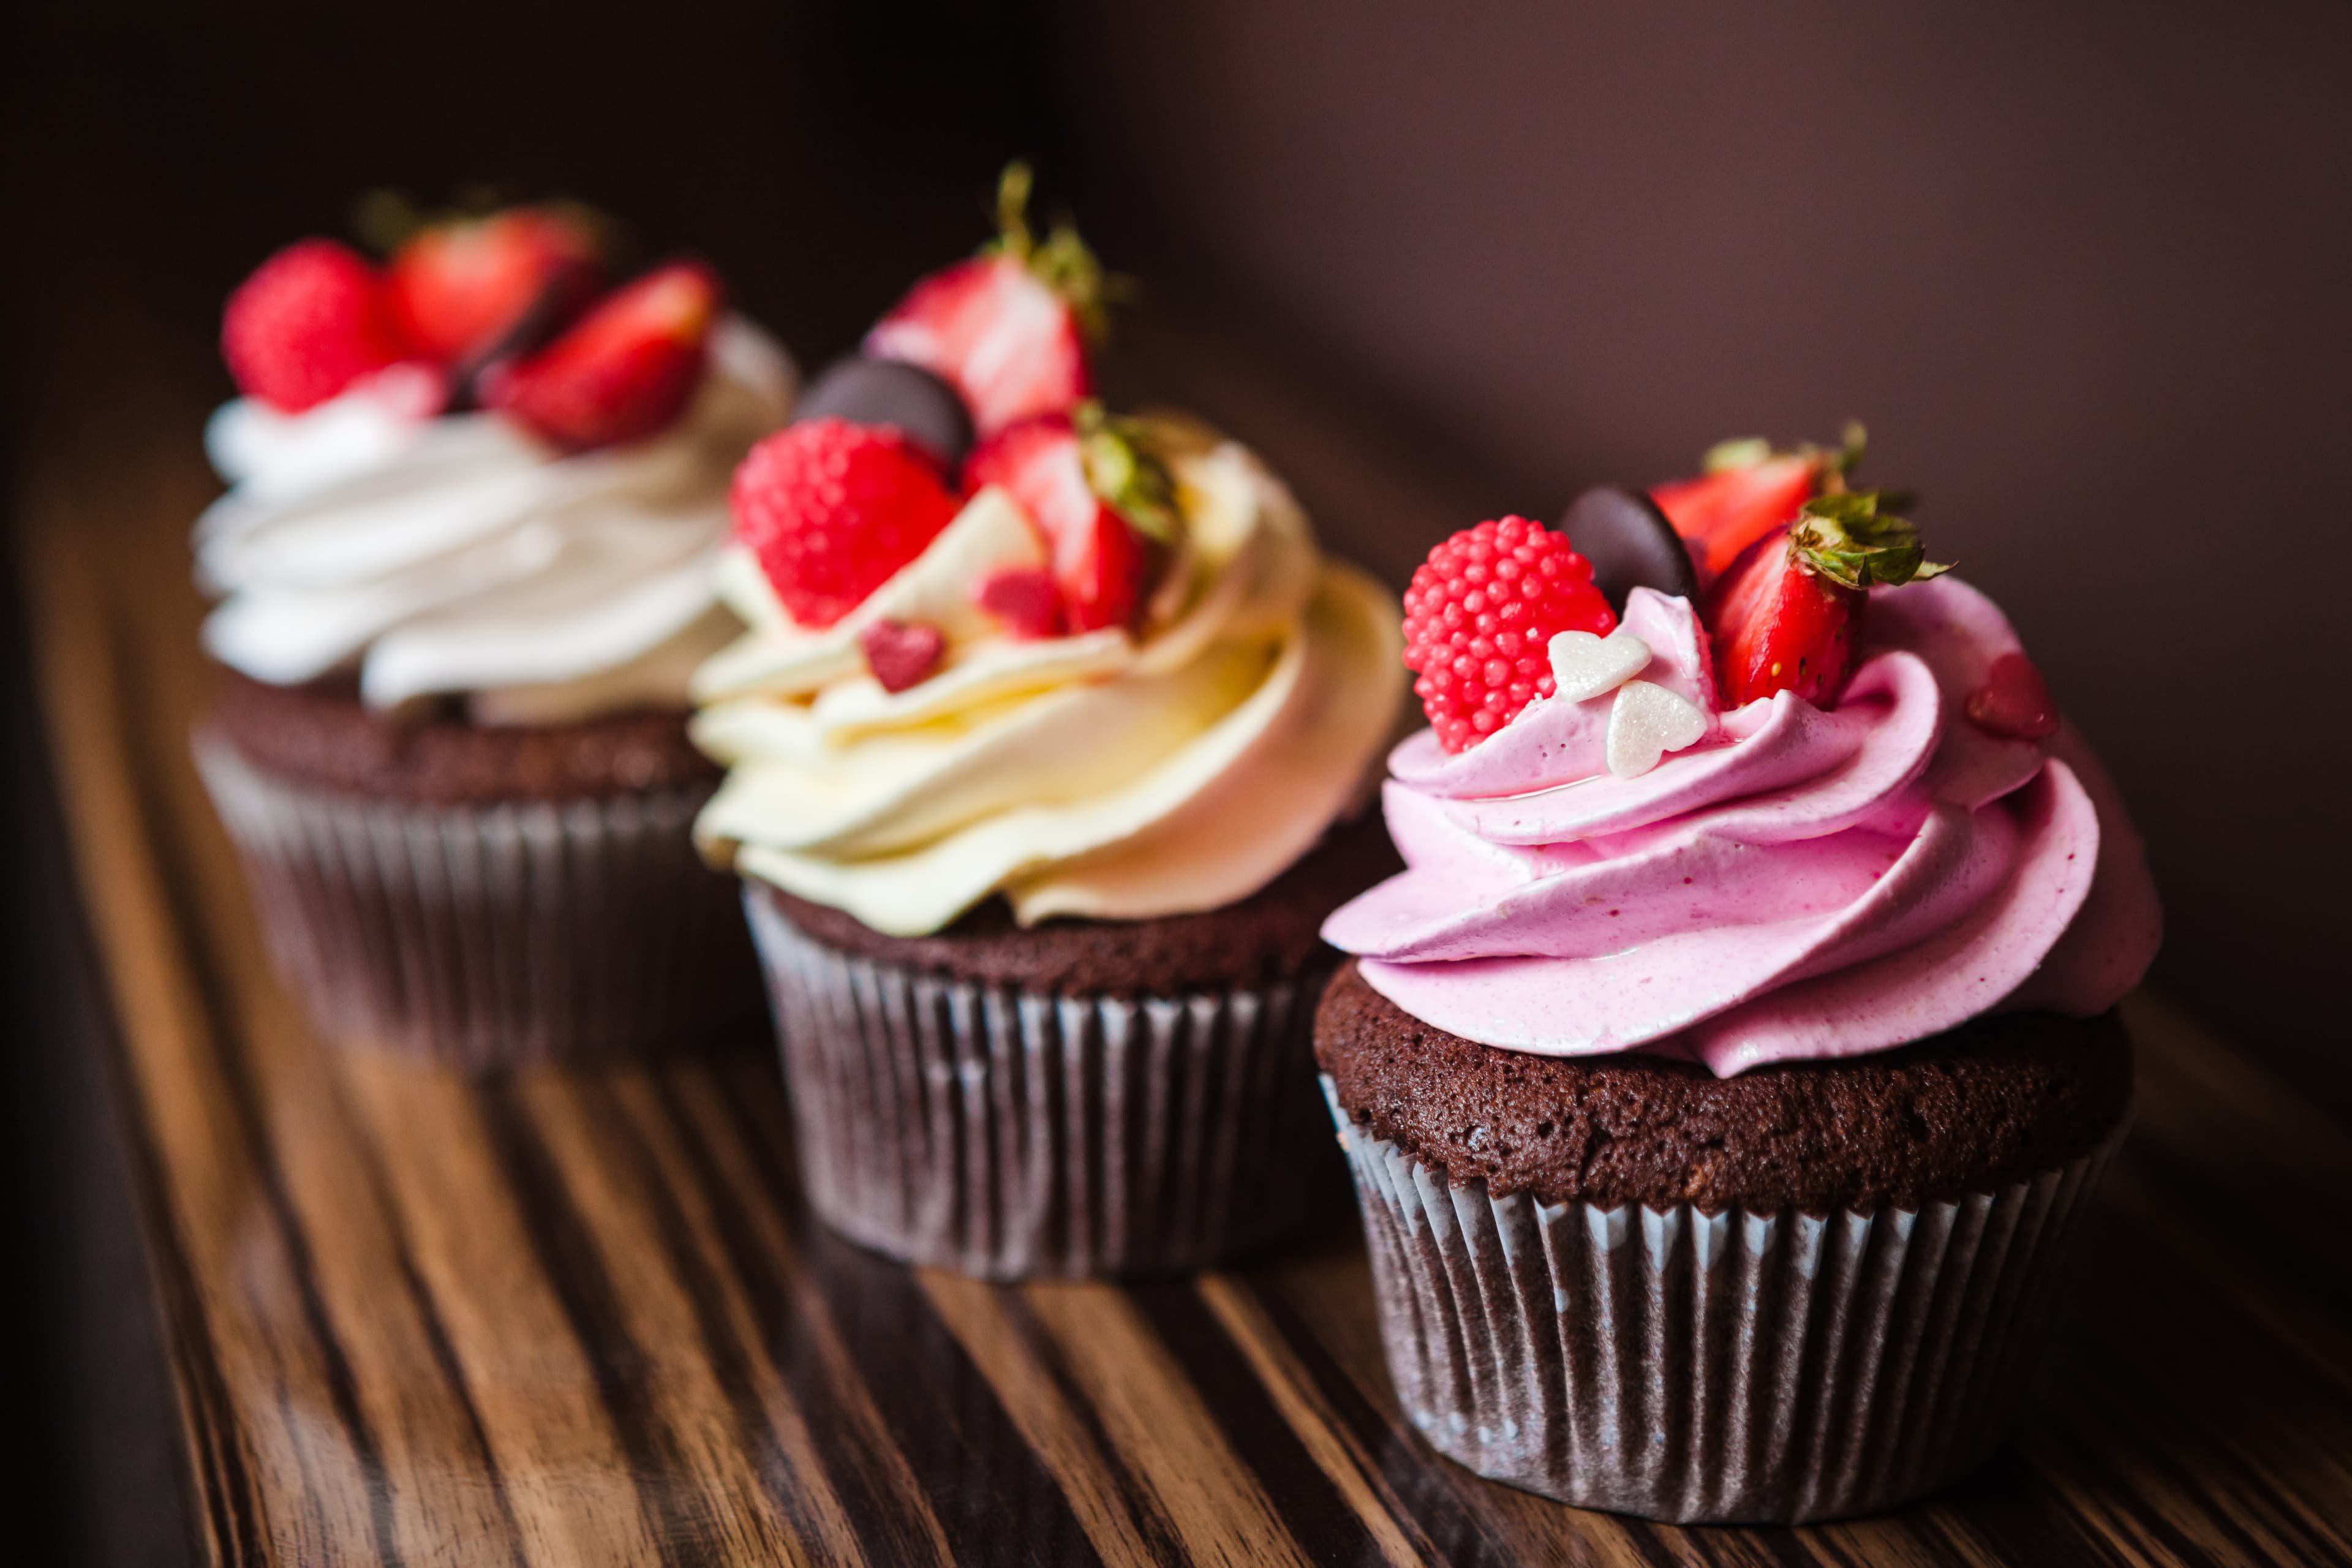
[195,730,761,1068]
[743,883,1340,1278]
[1325,1076,2125,1523]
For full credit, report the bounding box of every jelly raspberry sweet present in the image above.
[866,163,1108,435]
[733,418,961,629]
[1966,652,2060,739]
[386,204,604,370]
[480,261,719,451]
[221,239,413,413]
[1403,516,1616,753]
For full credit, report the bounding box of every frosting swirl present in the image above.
[1322,578,2160,1074]
[195,317,795,725]
[690,439,1404,935]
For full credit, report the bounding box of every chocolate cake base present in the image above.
[1315,962,2132,1522]
[195,672,758,1068]
[209,666,721,805]
[1316,963,2132,1214]
[758,812,1401,995]
[740,821,1398,1278]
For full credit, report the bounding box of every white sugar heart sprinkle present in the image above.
[1606,679,1708,778]
[1548,628,1653,703]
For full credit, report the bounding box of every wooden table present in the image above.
[15,298,2352,1567]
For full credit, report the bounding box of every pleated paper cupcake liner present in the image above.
[1325,1076,2125,1523]
[195,730,762,1069]
[744,883,1342,1279]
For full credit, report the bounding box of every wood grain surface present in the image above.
[15,296,2352,1567]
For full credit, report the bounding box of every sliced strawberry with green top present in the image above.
[1704,488,1948,709]
[481,261,719,451]
[1652,423,1873,582]
[865,162,1110,436]
[962,402,1177,634]
[386,204,605,372]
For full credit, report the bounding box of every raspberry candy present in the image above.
[1403,515,1616,753]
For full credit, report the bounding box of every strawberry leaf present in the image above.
[1076,401,1183,544]
[1701,436,1773,473]
[984,162,1120,344]
[1789,489,1952,589]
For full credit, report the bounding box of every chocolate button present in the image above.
[1560,486,1698,611]
[794,355,974,469]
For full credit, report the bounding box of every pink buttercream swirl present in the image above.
[1322,579,2160,1075]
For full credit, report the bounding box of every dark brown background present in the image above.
[5,2,2350,1559]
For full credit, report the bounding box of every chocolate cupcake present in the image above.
[692,167,1408,1276]
[1316,435,2161,1520]
[192,211,794,1066]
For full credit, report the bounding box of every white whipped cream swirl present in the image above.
[690,439,1405,935]
[195,317,795,725]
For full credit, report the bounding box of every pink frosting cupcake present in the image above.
[1314,431,2159,1521]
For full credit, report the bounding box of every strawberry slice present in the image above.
[221,239,413,413]
[865,163,1107,436]
[1704,489,1948,709]
[481,262,719,451]
[962,405,1176,635]
[386,205,604,372]
[1653,452,1819,582]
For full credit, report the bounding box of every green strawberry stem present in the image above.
[1702,419,1872,482]
[1076,401,1182,544]
[986,161,1118,342]
[1789,489,1951,589]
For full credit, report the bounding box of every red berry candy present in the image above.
[733,418,960,629]
[222,239,413,413]
[1402,516,1616,753]
[858,618,948,693]
[1966,652,2060,740]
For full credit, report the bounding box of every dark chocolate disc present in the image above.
[1559,485,1699,611]
[794,354,974,469]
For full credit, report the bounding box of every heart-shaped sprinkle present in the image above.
[1548,627,1653,703]
[858,617,947,693]
[971,567,1066,639]
[1606,679,1708,778]
[1965,652,2059,740]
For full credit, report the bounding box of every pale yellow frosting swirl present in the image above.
[690,439,1404,935]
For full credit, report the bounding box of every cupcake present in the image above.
[193,206,795,1067]
[690,167,1407,1278]
[1315,434,2161,1521]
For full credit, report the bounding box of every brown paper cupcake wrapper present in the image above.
[1325,1076,2124,1523]
[744,884,1340,1279]
[195,730,761,1069]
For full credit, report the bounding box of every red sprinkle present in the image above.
[857,618,947,693]
[971,566,1066,639]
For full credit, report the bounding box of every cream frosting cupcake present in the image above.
[689,167,1408,1275]
[192,209,793,1066]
